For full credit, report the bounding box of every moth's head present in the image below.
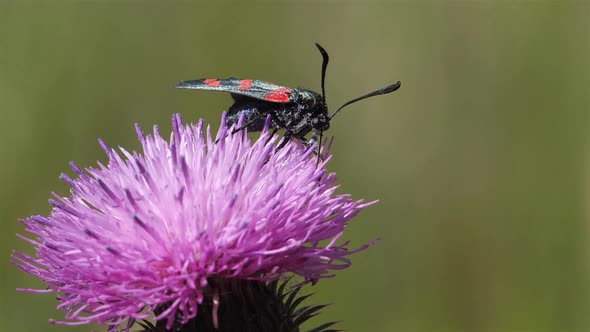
[312,112,330,133]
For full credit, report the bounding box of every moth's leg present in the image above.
[265,113,295,151]
[293,131,324,162]
[230,113,265,135]
[215,112,265,144]
[264,128,279,146]
[275,131,293,151]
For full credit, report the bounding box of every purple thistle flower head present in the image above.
[13,113,377,330]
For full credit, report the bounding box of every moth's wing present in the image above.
[176,78,298,103]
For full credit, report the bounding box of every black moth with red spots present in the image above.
[176,43,401,151]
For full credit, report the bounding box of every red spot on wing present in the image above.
[204,79,221,87]
[264,87,292,102]
[239,79,254,90]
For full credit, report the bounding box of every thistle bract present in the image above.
[13,113,376,329]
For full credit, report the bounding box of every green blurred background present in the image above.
[1,2,588,332]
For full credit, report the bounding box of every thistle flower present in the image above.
[13,113,376,330]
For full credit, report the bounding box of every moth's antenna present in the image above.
[315,43,329,103]
[316,131,323,166]
[330,81,401,119]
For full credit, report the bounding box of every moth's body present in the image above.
[227,89,329,139]
[176,43,400,152]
